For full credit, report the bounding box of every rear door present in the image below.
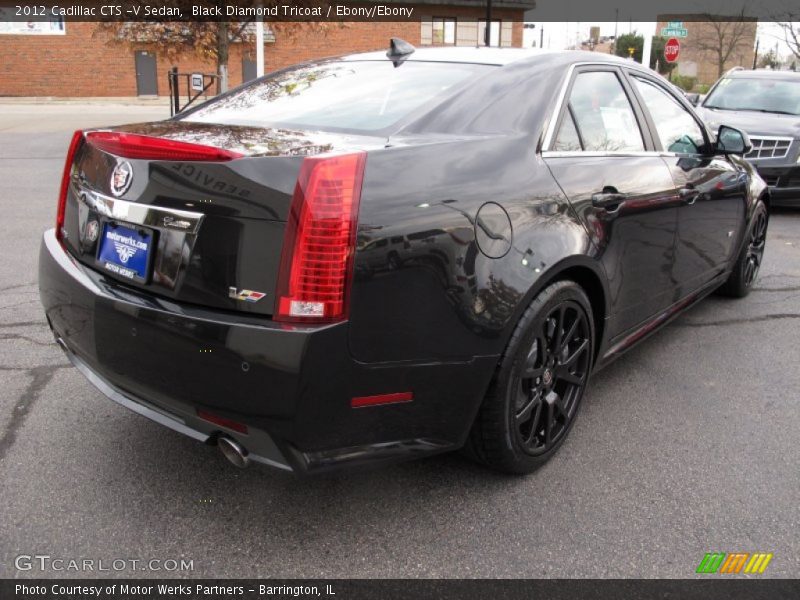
[543,66,681,340]
[625,71,746,296]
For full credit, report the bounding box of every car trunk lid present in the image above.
[59,121,383,317]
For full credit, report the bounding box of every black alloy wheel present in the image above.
[514,301,591,456]
[743,209,767,287]
[465,280,595,473]
[718,200,769,298]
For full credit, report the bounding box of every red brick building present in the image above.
[0,2,531,97]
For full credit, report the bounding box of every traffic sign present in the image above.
[664,38,680,63]
[661,21,688,38]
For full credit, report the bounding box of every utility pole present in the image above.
[642,29,653,69]
[485,0,493,46]
[752,38,759,69]
[256,10,264,77]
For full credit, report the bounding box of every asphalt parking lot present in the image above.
[0,102,798,579]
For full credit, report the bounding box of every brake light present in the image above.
[84,131,243,161]
[57,130,85,243]
[275,152,366,323]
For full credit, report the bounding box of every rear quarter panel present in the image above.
[348,134,595,364]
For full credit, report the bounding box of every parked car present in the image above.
[39,42,769,475]
[692,67,800,206]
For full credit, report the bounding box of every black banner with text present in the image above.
[3,579,800,600]
[0,0,798,22]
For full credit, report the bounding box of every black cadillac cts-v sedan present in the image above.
[39,42,769,474]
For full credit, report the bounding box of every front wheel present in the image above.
[717,200,768,298]
[465,280,595,474]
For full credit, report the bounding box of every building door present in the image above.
[134,51,158,96]
[242,57,257,83]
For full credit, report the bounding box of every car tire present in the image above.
[717,200,768,298]
[465,280,595,474]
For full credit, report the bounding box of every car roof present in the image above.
[726,69,800,81]
[339,46,635,68]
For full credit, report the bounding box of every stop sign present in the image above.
[664,37,680,63]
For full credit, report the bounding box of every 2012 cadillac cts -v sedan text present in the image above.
[39,42,769,474]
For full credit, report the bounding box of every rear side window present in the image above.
[559,71,644,152]
[632,77,706,154]
[182,61,490,133]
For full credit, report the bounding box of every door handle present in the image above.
[591,189,626,211]
[679,186,700,205]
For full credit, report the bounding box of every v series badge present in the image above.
[228,287,266,303]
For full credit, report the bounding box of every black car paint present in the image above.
[39,51,767,473]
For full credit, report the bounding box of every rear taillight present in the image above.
[57,130,85,243]
[84,131,243,161]
[275,152,367,323]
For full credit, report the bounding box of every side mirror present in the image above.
[716,125,752,156]
[685,93,700,106]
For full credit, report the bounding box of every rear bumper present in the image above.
[39,230,496,473]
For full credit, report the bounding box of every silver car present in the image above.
[692,68,800,207]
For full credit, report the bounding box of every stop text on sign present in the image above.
[664,38,680,63]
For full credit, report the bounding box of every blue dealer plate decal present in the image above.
[97,223,152,280]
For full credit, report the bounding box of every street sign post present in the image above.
[191,73,204,92]
[660,21,688,38]
[664,38,680,63]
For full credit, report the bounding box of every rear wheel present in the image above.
[466,280,594,473]
[718,200,768,298]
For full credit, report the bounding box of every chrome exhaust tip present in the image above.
[218,436,249,468]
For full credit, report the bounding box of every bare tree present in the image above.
[98,2,337,93]
[775,21,800,61]
[689,10,757,78]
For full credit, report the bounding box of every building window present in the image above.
[432,17,456,45]
[478,20,501,47]
[0,19,65,35]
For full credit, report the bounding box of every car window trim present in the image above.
[622,69,712,156]
[552,102,585,152]
[543,150,668,158]
[543,63,654,155]
[566,104,585,150]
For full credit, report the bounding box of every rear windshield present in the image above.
[181,61,491,133]
[704,77,800,116]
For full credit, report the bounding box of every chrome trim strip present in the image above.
[541,62,577,151]
[542,150,665,159]
[746,135,794,142]
[77,186,205,235]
